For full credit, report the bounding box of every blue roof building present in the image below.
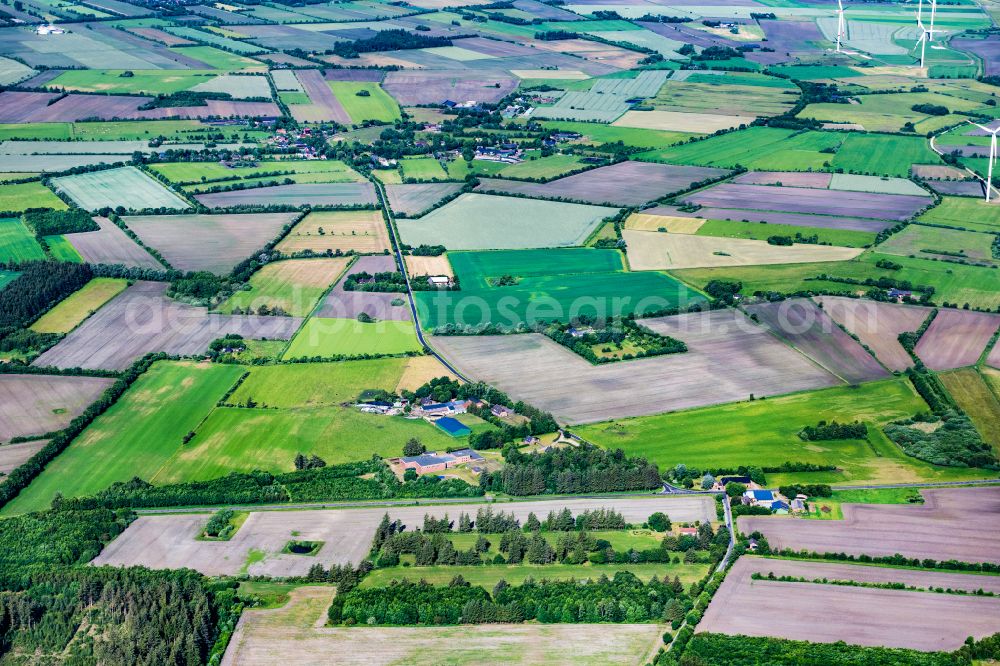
[435,417,472,437]
[751,490,774,501]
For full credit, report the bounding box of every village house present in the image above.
[417,399,470,417]
[744,489,780,509]
[490,404,513,418]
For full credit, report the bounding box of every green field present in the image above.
[798,92,983,133]
[919,196,1000,233]
[50,167,190,211]
[498,153,586,179]
[2,361,244,516]
[534,120,692,149]
[415,248,705,329]
[768,65,863,80]
[831,133,942,177]
[877,224,997,265]
[171,46,265,70]
[400,157,449,181]
[0,120,251,142]
[158,405,475,483]
[43,235,83,262]
[279,91,311,106]
[0,182,67,213]
[44,70,216,95]
[218,258,348,317]
[361,561,709,590]
[672,251,1000,309]
[282,318,423,358]
[227,358,411,407]
[329,82,401,124]
[576,379,992,486]
[0,217,45,262]
[696,218,876,248]
[150,159,362,186]
[30,278,128,334]
[636,127,842,171]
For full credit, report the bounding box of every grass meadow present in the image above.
[696,219,877,248]
[576,380,994,486]
[2,362,244,515]
[329,82,401,124]
[919,196,1000,233]
[0,218,45,262]
[218,258,350,317]
[44,235,83,262]
[673,252,1000,310]
[30,278,128,334]
[0,182,67,213]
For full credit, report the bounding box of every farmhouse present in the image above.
[417,399,469,417]
[395,448,483,474]
[491,404,513,418]
[744,489,779,508]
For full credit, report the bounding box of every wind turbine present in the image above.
[915,0,938,69]
[967,120,999,202]
[835,0,846,52]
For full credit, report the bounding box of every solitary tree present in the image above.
[403,438,425,457]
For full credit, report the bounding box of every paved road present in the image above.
[369,176,470,382]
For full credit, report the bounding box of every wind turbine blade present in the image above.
[967,120,993,133]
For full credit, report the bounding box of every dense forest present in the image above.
[0,261,92,329]
[0,508,237,665]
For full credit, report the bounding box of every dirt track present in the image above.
[739,487,1000,564]
[699,557,1000,651]
[222,587,663,666]
[94,495,714,577]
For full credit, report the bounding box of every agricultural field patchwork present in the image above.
[2,1,1000,662]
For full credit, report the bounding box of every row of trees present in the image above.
[330,571,694,626]
[481,443,663,495]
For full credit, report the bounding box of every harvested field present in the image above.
[0,440,47,475]
[989,339,1000,369]
[274,210,389,254]
[734,171,832,188]
[476,162,729,207]
[395,354,457,392]
[432,309,839,424]
[397,193,616,251]
[195,183,377,208]
[93,496,715,576]
[739,486,1000,565]
[123,213,297,274]
[0,374,113,442]
[382,70,517,105]
[405,254,453,279]
[927,180,984,197]
[384,183,463,216]
[612,110,753,133]
[316,255,409,322]
[220,258,350,317]
[625,213,704,233]
[912,164,969,180]
[681,183,928,221]
[31,278,129,334]
[815,296,931,371]
[33,281,302,371]
[743,299,890,384]
[645,205,895,233]
[132,100,280,119]
[221,587,663,666]
[63,217,164,270]
[699,557,1000,651]
[914,309,1000,370]
[622,231,862,271]
[50,166,190,211]
[290,69,349,124]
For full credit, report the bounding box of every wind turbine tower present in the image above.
[836,0,846,52]
[915,0,938,69]
[967,120,999,202]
